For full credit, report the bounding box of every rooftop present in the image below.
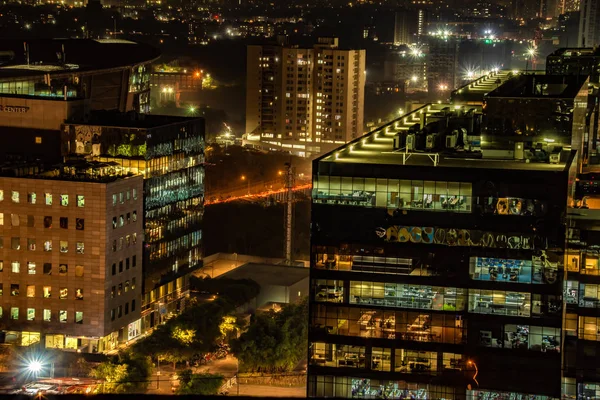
[451,69,523,103]
[316,103,572,172]
[0,159,139,183]
[0,39,160,79]
[218,263,309,287]
[548,47,600,58]
[66,111,199,129]
[485,73,586,99]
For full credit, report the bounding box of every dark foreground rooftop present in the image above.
[0,39,160,78]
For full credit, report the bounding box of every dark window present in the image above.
[112,217,117,229]
[76,218,84,230]
[44,216,52,228]
[111,264,116,275]
[43,263,52,275]
[118,305,122,318]
[59,217,68,229]
[125,303,129,315]
[132,255,137,267]
[111,309,115,321]
[119,261,123,273]
[126,258,130,270]
[132,299,136,311]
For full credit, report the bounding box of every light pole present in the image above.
[467,360,479,388]
[241,175,249,195]
[526,47,537,73]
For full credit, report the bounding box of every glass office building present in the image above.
[63,112,204,329]
[308,102,575,399]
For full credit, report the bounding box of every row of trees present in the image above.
[231,298,308,373]
[90,351,152,394]
[131,277,260,367]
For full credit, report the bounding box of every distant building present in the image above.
[149,65,203,107]
[394,11,411,45]
[426,37,459,97]
[579,0,600,47]
[0,164,143,352]
[245,37,366,157]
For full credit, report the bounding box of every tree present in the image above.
[231,297,308,373]
[90,351,152,393]
[176,371,224,395]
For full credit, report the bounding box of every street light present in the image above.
[467,360,479,388]
[241,175,249,195]
[526,47,537,73]
[28,361,42,374]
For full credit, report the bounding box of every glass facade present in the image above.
[64,117,204,329]
[309,163,567,399]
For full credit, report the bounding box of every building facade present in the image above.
[308,102,573,399]
[578,0,600,47]
[62,113,205,330]
[245,38,365,157]
[0,167,143,352]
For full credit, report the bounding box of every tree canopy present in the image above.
[90,351,152,394]
[231,297,308,373]
[176,369,225,395]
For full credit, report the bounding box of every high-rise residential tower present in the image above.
[245,38,365,157]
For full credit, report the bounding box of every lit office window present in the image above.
[44,241,52,252]
[60,241,68,253]
[59,264,68,276]
[76,242,84,254]
[75,311,83,324]
[75,288,83,300]
[27,308,35,321]
[27,192,36,204]
[10,284,19,296]
[59,288,68,300]
[59,310,67,323]
[27,262,36,274]
[43,309,51,321]
[26,285,35,297]
[45,193,52,205]
[28,239,36,251]
[43,286,51,298]
[11,191,19,203]
[75,265,84,277]
[77,195,85,207]
[11,261,20,273]
[11,307,19,320]
[60,195,68,206]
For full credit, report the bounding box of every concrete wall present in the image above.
[0,96,88,131]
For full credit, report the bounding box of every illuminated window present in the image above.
[76,242,84,254]
[26,285,35,297]
[75,265,84,277]
[0,261,2,272]
[11,261,20,273]
[43,286,51,298]
[132,211,137,222]
[11,237,20,250]
[59,264,67,276]
[60,194,68,206]
[132,278,136,290]
[0,190,3,201]
[75,311,83,324]
[119,192,124,203]
[77,195,85,207]
[11,307,18,320]
[119,215,124,227]
[112,194,117,206]
[113,217,117,229]
[45,193,52,205]
[60,241,68,253]
[75,288,83,300]
[59,288,68,299]
[11,191,19,203]
[118,284,122,296]
[28,239,36,250]
[133,188,137,199]
[125,281,130,293]
[27,192,36,204]
[59,310,67,323]
[43,309,51,321]
[27,262,36,274]
[0,213,3,225]
[44,241,52,252]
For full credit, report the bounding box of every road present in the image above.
[205,183,311,205]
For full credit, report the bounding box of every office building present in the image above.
[394,11,411,46]
[245,38,366,157]
[0,39,205,347]
[308,66,594,398]
[0,163,143,352]
[149,65,203,108]
[62,112,205,329]
[578,0,600,47]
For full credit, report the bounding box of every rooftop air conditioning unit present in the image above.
[407,134,416,151]
[446,134,457,149]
